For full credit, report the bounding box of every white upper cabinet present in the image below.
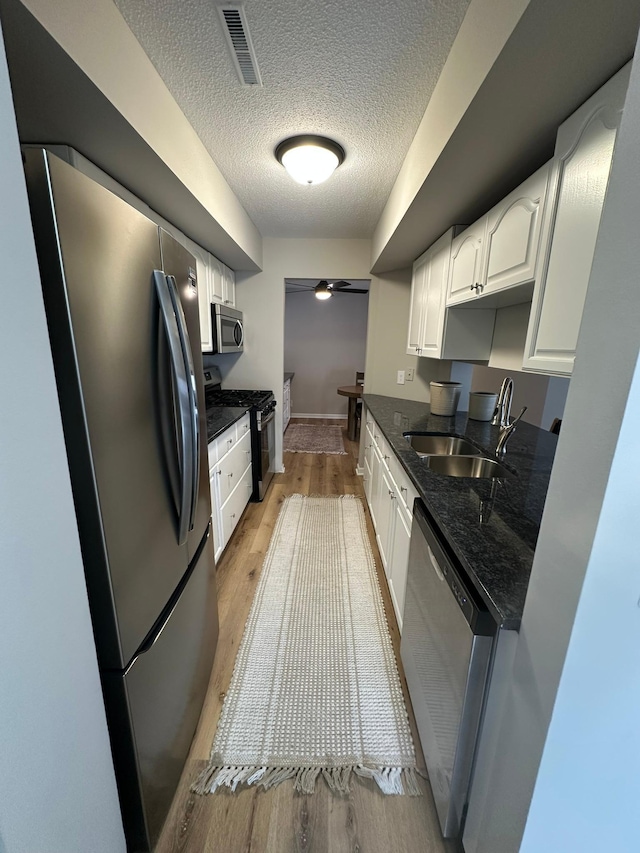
[406,252,428,354]
[187,241,213,352]
[208,254,224,304]
[408,228,494,361]
[447,224,485,304]
[482,164,550,297]
[447,163,550,307]
[523,63,630,375]
[222,265,236,307]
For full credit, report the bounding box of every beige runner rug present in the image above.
[194,494,419,797]
[283,423,347,454]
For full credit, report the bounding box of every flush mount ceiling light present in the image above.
[275,135,345,185]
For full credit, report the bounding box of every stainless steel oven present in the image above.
[212,303,244,353]
[256,403,276,501]
[401,499,496,838]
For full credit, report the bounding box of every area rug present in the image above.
[193,494,419,797]
[283,423,347,455]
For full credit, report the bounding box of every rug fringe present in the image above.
[192,764,421,797]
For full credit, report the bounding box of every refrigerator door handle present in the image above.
[154,270,194,545]
[166,274,200,532]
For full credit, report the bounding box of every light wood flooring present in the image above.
[155,419,459,853]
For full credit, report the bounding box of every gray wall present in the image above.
[0,28,125,853]
[284,290,368,416]
[465,35,640,852]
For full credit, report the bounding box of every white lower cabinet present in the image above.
[389,503,411,632]
[208,413,252,562]
[362,409,418,631]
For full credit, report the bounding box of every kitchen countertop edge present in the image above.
[206,406,251,443]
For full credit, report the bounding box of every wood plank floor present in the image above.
[155,419,460,853]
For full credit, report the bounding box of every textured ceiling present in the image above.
[113,0,471,239]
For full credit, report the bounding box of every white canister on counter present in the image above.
[429,381,462,416]
[468,391,498,421]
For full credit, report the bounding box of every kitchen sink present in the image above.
[424,455,512,479]
[404,433,481,457]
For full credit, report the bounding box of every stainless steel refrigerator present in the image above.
[23,148,219,852]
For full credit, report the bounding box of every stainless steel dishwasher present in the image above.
[401,499,496,838]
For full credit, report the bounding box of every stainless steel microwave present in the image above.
[212,304,244,353]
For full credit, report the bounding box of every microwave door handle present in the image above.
[154,271,193,545]
[166,275,200,532]
[234,319,244,348]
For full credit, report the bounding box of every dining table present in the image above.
[336,385,363,441]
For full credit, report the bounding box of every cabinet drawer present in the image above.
[217,430,252,506]
[235,413,251,441]
[388,454,419,517]
[221,462,253,544]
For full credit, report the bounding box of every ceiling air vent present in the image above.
[218,5,262,86]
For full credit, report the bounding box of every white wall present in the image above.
[0,30,125,853]
[466,35,640,852]
[371,0,529,268]
[228,238,372,469]
[284,290,368,417]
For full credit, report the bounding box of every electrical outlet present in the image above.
[406,368,415,382]
[397,370,405,384]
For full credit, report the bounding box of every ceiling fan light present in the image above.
[276,136,345,185]
[315,282,332,299]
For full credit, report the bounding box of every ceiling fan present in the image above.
[287,280,369,300]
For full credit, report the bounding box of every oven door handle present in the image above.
[259,408,276,429]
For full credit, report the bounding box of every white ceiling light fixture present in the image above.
[314,281,333,300]
[275,135,345,186]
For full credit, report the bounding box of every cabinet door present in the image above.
[222,265,236,306]
[376,466,395,576]
[221,461,252,545]
[389,503,411,632]
[446,221,485,305]
[407,252,428,354]
[482,163,549,296]
[190,243,213,352]
[523,64,630,375]
[420,229,453,357]
[369,443,383,531]
[209,469,223,563]
[217,431,252,506]
[209,254,224,304]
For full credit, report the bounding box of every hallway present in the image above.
[155,420,457,853]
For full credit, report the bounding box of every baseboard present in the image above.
[290,413,346,420]
[355,465,364,476]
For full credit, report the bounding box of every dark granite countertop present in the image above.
[284,372,295,383]
[363,394,558,629]
[206,406,250,443]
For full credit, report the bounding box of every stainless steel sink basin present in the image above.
[405,434,481,457]
[424,455,512,479]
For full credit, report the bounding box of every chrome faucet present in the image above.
[492,377,513,427]
[496,407,527,457]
